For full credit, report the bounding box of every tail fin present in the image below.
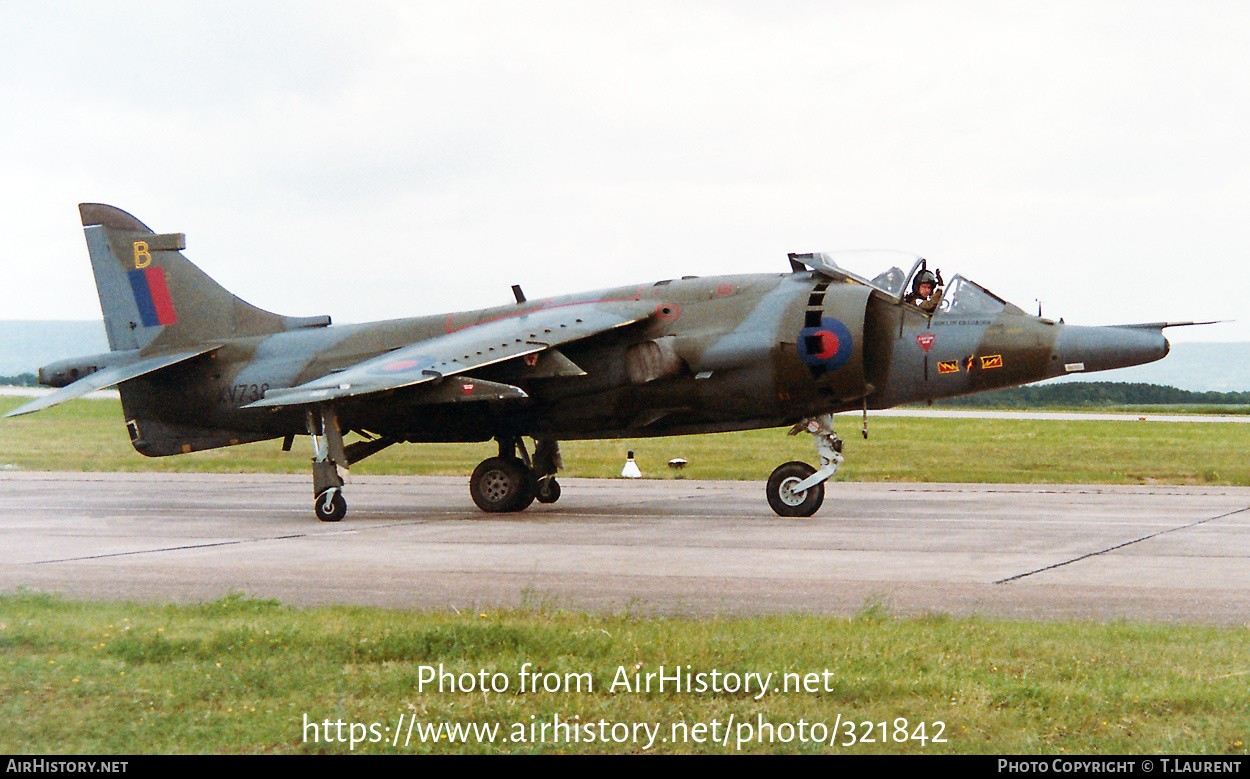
[80,203,329,353]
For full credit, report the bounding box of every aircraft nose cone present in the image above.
[1052,324,1170,376]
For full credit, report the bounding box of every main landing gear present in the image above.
[302,405,556,520]
[469,436,562,513]
[766,414,844,517]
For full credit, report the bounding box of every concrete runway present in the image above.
[1,471,1248,624]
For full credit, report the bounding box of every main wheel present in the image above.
[471,457,535,513]
[766,461,825,517]
[314,489,347,522]
[536,478,561,504]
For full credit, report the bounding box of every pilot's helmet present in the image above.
[913,269,938,295]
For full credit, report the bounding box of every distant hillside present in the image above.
[936,382,1250,408]
[0,321,1245,393]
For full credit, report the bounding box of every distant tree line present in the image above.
[0,373,38,387]
[936,382,1250,408]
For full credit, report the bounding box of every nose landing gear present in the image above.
[765,414,843,517]
[767,461,823,516]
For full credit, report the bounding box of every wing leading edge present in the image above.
[245,299,655,409]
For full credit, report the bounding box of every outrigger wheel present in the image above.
[536,477,561,504]
[314,488,347,522]
[765,414,845,518]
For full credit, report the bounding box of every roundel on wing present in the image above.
[376,356,432,374]
[381,359,420,372]
[798,318,853,371]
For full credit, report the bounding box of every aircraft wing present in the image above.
[3,345,221,418]
[245,299,655,409]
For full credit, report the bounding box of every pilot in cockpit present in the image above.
[905,269,944,313]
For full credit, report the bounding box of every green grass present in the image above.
[2,592,1247,754]
[4,397,1250,485]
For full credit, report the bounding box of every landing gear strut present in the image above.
[766,413,843,517]
[308,404,348,522]
[469,436,562,513]
[301,406,397,521]
[533,437,562,505]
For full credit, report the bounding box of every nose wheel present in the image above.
[766,462,824,517]
[766,414,843,518]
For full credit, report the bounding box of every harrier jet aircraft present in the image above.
[6,204,1183,520]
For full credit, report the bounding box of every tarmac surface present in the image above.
[2,471,1248,624]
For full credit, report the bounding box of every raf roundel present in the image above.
[798,318,853,372]
[381,359,422,373]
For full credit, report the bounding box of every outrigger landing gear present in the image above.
[532,438,562,505]
[470,436,562,513]
[308,404,348,522]
[536,477,561,504]
[766,413,844,517]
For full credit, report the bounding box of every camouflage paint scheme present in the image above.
[7,204,1177,519]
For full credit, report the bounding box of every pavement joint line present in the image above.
[993,504,1250,584]
[24,519,446,564]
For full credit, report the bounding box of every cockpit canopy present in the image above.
[788,251,1024,318]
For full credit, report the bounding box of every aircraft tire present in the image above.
[766,461,824,518]
[515,465,538,511]
[536,478,561,504]
[314,490,347,522]
[471,457,534,513]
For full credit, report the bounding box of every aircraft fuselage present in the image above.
[105,269,1166,455]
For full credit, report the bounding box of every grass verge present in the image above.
[2,592,1247,755]
[4,397,1250,485]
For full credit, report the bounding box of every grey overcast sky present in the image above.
[2,1,1246,341]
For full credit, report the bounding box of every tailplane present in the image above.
[80,203,329,353]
